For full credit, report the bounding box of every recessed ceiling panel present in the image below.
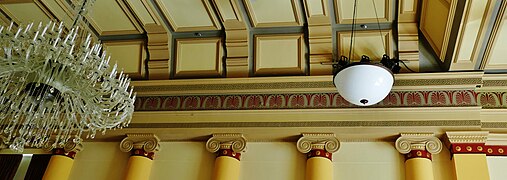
[335,0,391,24]
[175,38,223,78]
[0,2,50,24]
[485,3,507,70]
[337,30,393,61]
[254,34,305,75]
[156,0,221,32]
[87,0,142,35]
[103,40,146,79]
[243,0,302,27]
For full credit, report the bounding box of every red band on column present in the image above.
[217,149,241,161]
[405,150,432,160]
[307,149,332,161]
[450,143,507,156]
[132,149,155,160]
[53,148,77,159]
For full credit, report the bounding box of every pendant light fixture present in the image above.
[331,0,402,106]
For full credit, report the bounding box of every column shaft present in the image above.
[125,156,154,180]
[212,156,240,180]
[306,157,332,180]
[452,154,490,180]
[42,155,74,180]
[405,158,434,180]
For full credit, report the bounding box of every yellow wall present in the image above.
[66,142,455,180]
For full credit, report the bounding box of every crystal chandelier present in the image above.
[0,0,135,152]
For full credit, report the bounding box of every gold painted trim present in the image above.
[154,0,221,32]
[334,0,391,24]
[242,0,302,27]
[303,0,328,18]
[253,34,305,76]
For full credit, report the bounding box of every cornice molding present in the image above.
[120,133,160,153]
[206,133,247,153]
[486,133,507,146]
[132,72,483,96]
[445,131,489,144]
[296,133,340,154]
[395,133,443,154]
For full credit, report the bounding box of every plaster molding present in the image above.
[206,133,247,153]
[120,133,160,153]
[445,131,489,144]
[296,133,340,154]
[486,133,507,146]
[395,133,442,154]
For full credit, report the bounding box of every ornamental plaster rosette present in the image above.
[206,133,247,153]
[296,133,340,153]
[395,133,442,154]
[120,133,160,153]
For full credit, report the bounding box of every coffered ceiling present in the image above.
[2,0,507,142]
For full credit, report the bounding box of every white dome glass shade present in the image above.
[333,64,394,106]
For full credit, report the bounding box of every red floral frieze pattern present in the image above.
[134,90,507,111]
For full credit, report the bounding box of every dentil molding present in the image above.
[445,131,489,144]
[395,133,442,154]
[296,133,340,153]
[120,133,160,153]
[206,133,247,153]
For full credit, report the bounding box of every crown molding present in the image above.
[445,131,489,145]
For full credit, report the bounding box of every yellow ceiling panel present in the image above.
[87,0,142,35]
[175,38,223,78]
[335,0,391,24]
[39,0,73,28]
[337,30,393,61]
[254,34,305,76]
[0,2,50,25]
[420,0,453,62]
[156,0,221,32]
[243,0,302,27]
[485,3,507,69]
[103,40,146,79]
[125,0,157,25]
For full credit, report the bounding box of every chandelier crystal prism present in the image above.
[0,1,135,152]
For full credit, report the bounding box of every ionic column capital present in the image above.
[395,133,442,155]
[120,133,160,153]
[206,133,247,153]
[42,139,83,159]
[296,133,340,154]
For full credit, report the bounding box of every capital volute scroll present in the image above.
[206,133,247,153]
[395,133,442,154]
[42,138,84,153]
[296,133,340,154]
[120,133,160,153]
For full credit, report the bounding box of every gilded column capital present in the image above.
[206,133,247,153]
[445,131,489,144]
[120,133,160,153]
[395,133,442,154]
[296,133,340,154]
